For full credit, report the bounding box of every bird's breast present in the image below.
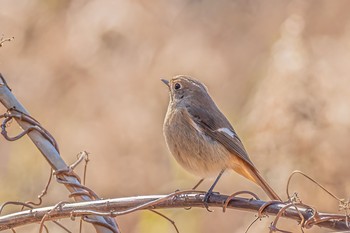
[163,108,230,177]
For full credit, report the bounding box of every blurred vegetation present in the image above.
[1,0,350,232]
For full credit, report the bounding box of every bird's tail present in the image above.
[233,164,282,201]
[249,169,281,201]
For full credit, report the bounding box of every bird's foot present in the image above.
[203,191,220,212]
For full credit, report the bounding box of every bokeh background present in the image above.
[1,0,350,232]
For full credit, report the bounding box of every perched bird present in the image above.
[162,75,281,201]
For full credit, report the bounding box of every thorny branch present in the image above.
[0,73,120,233]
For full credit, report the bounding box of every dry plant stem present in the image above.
[24,169,53,208]
[149,210,179,233]
[0,193,348,232]
[286,170,350,228]
[286,171,341,200]
[191,178,204,190]
[244,217,260,233]
[223,191,260,212]
[0,74,119,233]
[0,202,33,214]
[0,36,14,47]
[269,202,306,233]
[79,152,90,233]
[39,201,71,233]
[1,110,59,152]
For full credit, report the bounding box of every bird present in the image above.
[161,75,281,202]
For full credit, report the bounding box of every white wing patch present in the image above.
[217,128,235,138]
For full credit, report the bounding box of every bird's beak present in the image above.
[161,79,170,88]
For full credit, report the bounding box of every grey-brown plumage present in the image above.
[162,75,281,201]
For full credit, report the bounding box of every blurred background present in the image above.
[1,0,350,232]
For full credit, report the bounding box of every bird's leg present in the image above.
[203,169,225,211]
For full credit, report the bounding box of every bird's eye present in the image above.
[174,83,181,90]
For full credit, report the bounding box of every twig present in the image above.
[223,191,260,212]
[24,169,53,208]
[0,35,14,48]
[286,170,350,229]
[149,210,179,233]
[286,170,341,201]
[78,151,90,233]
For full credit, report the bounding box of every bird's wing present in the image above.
[185,105,256,168]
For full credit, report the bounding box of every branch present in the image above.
[0,74,120,233]
[0,35,14,47]
[0,192,348,232]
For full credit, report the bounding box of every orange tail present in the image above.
[249,169,281,201]
[233,164,281,201]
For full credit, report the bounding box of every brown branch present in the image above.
[0,74,119,233]
[0,192,348,232]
